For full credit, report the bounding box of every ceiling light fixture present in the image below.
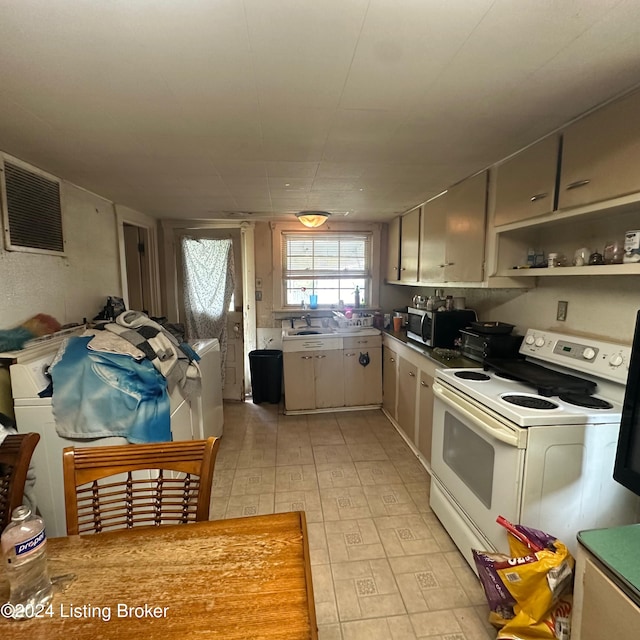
[295,210,331,228]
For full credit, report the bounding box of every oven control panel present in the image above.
[520,329,631,384]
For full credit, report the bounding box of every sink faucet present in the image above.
[302,314,311,326]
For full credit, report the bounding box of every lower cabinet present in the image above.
[382,345,397,417]
[416,370,435,464]
[397,357,418,444]
[344,344,382,406]
[283,350,344,411]
[283,335,382,412]
[382,335,438,467]
[573,543,640,640]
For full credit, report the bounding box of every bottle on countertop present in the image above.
[354,285,360,309]
[1,506,53,616]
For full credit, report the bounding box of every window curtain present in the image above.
[181,237,235,386]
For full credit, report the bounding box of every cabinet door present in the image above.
[559,89,640,210]
[344,347,382,406]
[283,352,316,411]
[399,207,420,283]
[314,350,344,409]
[382,346,397,417]
[419,193,447,282]
[396,357,418,444]
[386,216,401,281]
[445,171,487,282]
[493,135,559,226]
[574,551,640,640]
[416,371,434,464]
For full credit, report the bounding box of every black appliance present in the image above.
[406,307,476,348]
[614,310,640,496]
[459,329,523,363]
[483,357,597,397]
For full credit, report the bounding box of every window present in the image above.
[281,232,372,307]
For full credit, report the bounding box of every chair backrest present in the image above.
[62,437,220,535]
[0,432,40,533]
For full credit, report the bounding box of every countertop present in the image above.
[382,328,478,368]
[578,524,640,607]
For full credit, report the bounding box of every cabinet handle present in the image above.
[393,266,398,271]
[408,371,416,377]
[390,358,395,363]
[315,355,327,359]
[301,355,313,360]
[529,192,548,202]
[439,262,454,267]
[357,340,368,344]
[345,352,356,357]
[566,179,590,190]
[421,381,429,387]
[400,267,406,271]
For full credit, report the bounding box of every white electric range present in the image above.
[430,328,640,571]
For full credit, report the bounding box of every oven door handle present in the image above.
[433,383,521,448]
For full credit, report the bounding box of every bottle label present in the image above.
[14,529,46,558]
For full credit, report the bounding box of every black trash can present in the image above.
[249,349,283,404]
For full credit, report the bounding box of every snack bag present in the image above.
[473,517,574,640]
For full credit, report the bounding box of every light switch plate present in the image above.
[557,300,568,321]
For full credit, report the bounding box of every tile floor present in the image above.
[211,402,496,640]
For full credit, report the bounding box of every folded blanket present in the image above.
[105,311,200,398]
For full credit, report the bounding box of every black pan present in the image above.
[469,321,515,335]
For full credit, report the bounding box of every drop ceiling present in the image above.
[1,1,640,223]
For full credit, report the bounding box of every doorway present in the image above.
[176,229,245,401]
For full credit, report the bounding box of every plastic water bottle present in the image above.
[1,506,53,615]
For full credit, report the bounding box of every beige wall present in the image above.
[383,276,640,344]
[0,183,122,329]
[254,222,276,328]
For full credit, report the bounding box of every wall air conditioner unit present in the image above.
[1,156,65,255]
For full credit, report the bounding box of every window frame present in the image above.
[271,221,382,310]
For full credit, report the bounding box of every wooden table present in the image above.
[0,512,318,639]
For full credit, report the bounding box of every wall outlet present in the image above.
[557,300,568,321]
[255,290,262,301]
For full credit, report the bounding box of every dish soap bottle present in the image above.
[354,285,360,309]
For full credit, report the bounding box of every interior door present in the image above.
[223,311,244,401]
[175,228,244,401]
[123,223,152,313]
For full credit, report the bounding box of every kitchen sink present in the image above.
[283,327,335,337]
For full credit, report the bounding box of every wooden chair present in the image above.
[0,432,40,533]
[62,437,220,535]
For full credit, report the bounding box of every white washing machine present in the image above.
[190,338,224,438]
[3,331,196,537]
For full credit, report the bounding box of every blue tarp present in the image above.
[50,336,171,443]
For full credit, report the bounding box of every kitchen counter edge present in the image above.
[382,329,478,369]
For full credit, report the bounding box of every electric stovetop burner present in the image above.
[484,358,597,397]
[559,393,614,410]
[454,371,491,381]
[502,394,559,410]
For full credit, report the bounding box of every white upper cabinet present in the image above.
[386,216,401,282]
[444,171,487,282]
[559,89,640,210]
[399,207,420,283]
[419,193,447,282]
[493,136,560,227]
